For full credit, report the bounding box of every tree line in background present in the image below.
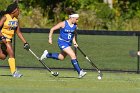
[1,0,140,31]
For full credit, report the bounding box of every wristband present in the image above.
[1,36,6,40]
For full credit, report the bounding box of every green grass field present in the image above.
[0,33,140,93]
[0,68,140,93]
[10,33,138,71]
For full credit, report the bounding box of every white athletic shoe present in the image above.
[12,71,23,78]
[78,69,87,79]
[40,50,48,60]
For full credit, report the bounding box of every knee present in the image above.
[1,57,6,60]
[59,56,65,60]
[58,54,66,60]
[0,56,7,60]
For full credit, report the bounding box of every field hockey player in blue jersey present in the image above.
[41,9,87,79]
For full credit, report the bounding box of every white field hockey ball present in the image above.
[98,76,102,80]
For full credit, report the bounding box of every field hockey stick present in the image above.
[28,49,59,77]
[77,47,103,78]
[129,50,138,57]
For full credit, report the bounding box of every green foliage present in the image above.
[96,3,115,19]
[1,0,140,30]
[130,1,140,18]
[77,2,115,30]
[65,0,81,10]
[0,0,13,18]
[79,0,98,9]
[0,0,13,10]
[78,10,98,30]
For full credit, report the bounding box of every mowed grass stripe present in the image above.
[0,68,140,93]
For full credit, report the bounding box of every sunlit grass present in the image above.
[0,68,140,93]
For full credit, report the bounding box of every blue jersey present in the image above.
[59,20,77,42]
[57,20,77,50]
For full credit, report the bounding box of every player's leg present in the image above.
[0,43,7,60]
[63,46,80,73]
[6,41,22,78]
[58,51,67,60]
[6,42,15,73]
[41,50,59,60]
[63,46,87,78]
[41,50,67,60]
[41,40,68,60]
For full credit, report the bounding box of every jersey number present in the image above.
[68,33,72,39]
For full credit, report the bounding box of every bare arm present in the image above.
[73,31,78,47]
[16,25,27,43]
[48,21,65,44]
[0,16,6,37]
[0,16,7,44]
[16,21,30,50]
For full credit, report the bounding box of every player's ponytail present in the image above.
[65,8,76,15]
[0,11,7,18]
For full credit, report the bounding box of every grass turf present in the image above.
[0,33,140,93]
[1,33,138,71]
[12,33,138,71]
[0,33,136,70]
[0,68,140,93]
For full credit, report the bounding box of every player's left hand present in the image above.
[24,42,30,51]
[1,36,7,44]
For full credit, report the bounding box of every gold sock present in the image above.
[8,58,16,74]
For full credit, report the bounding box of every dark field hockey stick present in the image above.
[28,49,59,77]
[77,47,103,78]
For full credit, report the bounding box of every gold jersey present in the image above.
[1,14,18,40]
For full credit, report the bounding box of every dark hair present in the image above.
[0,11,7,17]
[0,2,18,17]
[65,8,76,15]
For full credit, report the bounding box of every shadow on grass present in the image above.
[0,75,12,77]
[58,76,77,78]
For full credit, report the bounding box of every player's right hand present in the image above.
[24,43,30,51]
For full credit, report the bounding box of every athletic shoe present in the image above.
[78,69,87,79]
[12,71,23,78]
[40,50,48,60]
